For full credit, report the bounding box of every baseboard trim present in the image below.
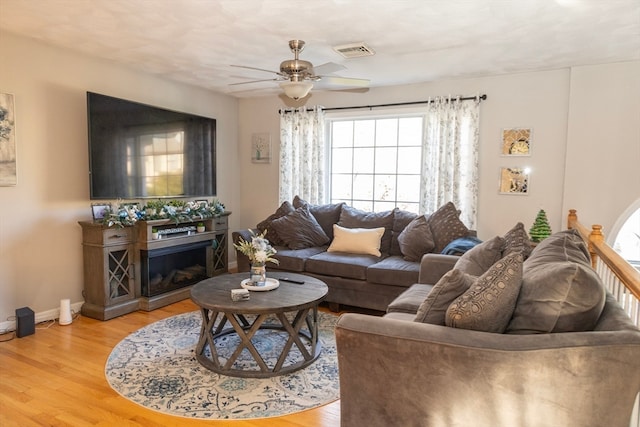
[0,301,84,333]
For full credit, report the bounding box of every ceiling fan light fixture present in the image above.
[279,81,313,100]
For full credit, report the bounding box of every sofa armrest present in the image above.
[231,229,258,272]
[335,312,640,427]
[418,253,459,284]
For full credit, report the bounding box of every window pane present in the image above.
[353,174,373,200]
[353,147,374,173]
[354,120,375,147]
[332,148,353,173]
[375,147,398,174]
[397,146,422,174]
[398,117,423,146]
[374,201,397,212]
[397,175,421,202]
[332,121,353,147]
[376,119,398,146]
[352,200,373,211]
[374,174,396,201]
[332,174,352,199]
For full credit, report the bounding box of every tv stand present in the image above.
[78,212,230,320]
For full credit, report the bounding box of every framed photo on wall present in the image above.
[0,92,17,186]
[502,128,531,156]
[499,167,530,195]
[252,132,271,163]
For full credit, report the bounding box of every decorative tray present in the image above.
[240,278,280,291]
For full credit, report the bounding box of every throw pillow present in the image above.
[426,202,470,254]
[270,205,330,250]
[292,196,344,240]
[327,224,385,257]
[503,222,533,259]
[339,205,394,254]
[414,269,476,325]
[506,229,605,334]
[390,210,419,256]
[454,235,506,276]
[256,201,295,246]
[445,252,524,333]
[397,214,435,261]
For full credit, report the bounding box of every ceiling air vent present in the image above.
[333,42,375,58]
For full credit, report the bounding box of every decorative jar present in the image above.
[250,263,267,286]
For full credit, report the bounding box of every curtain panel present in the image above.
[420,97,480,229]
[279,107,326,204]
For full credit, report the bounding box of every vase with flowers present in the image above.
[233,230,279,286]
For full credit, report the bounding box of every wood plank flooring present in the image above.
[0,299,342,427]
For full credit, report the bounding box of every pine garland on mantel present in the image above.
[100,199,225,228]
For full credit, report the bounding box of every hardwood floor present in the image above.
[0,299,342,426]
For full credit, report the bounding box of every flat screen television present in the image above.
[87,92,216,200]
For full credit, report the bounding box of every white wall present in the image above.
[0,32,239,325]
[237,69,576,239]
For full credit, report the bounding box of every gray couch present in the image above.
[335,229,640,427]
[233,198,476,311]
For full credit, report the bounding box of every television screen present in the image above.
[87,92,216,200]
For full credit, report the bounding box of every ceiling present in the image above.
[1,0,638,98]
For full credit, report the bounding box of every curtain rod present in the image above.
[279,93,487,114]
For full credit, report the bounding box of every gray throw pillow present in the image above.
[339,205,394,255]
[426,202,470,253]
[270,205,330,250]
[446,252,524,333]
[506,229,605,334]
[397,215,435,261]
[503,222,533,259]
[293,196,345,240]
[390,209,419,256]
[414,269,476,325]
[454,235,506,276]
[256,201,295,246]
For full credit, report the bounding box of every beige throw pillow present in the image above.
[327,224,385,257]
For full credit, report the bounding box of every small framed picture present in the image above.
[502,128,531,156]
[252,132,271,163]
[499,167,530,195]
[91,203,110,220]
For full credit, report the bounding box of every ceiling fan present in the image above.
[230,40,370,99]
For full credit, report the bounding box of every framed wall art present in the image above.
[0,92,17,186]
[251,132,271,163]
[499,167,530,195]
[501,128,531,156]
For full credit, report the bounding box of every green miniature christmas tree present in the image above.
[529,209,552,242]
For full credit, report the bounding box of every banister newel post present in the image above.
[588,225,604,270]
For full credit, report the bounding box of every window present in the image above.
[328,115,423,213]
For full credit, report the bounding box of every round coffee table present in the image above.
[190,271,328,378]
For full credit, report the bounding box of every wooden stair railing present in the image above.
[568,209,640,427]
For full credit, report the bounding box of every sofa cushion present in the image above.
[271,246,327,272]
[506,229,606,334]
[414,269,476,325]
[387,284,434,314]
[270,205,330,249]
[328,224,385,257]
[390,210,419,256]
[293,196,345,240]
[397,214,435,262]
[446,252,524,333]
[454,235,506,276]
[339,205,394,254]
[427,202,470,253]
[366,256,421,287]
[256,201,295,246]
[503,222,533,259]
[305,251,381,280]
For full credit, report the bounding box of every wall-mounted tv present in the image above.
[87,92,216,200]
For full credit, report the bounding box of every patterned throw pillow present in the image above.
[445,252,524,333]
[414,269,476,325]
[397,214,435,261]
[426,202,470,253]
[270,205,330,250]
[256,201,295,246]
[503,222,532,259]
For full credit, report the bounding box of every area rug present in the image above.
[105,310,339,420]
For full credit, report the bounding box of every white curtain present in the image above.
[279,107,326,204]
[420,96,480,229]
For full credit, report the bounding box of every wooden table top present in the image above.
[190,271,328,314]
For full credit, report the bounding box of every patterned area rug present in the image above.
[105,310,339,420]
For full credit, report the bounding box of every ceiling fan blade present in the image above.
[319,75,370,87]
[230,64,281,75]
[229,78,280,86]
[312,62,346,75]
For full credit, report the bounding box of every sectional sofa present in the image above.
[232,197,479,311]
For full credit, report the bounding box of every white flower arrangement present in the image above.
[233,230,279,266]
[101,198,225,228]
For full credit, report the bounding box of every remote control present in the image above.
[280,278,305,285]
